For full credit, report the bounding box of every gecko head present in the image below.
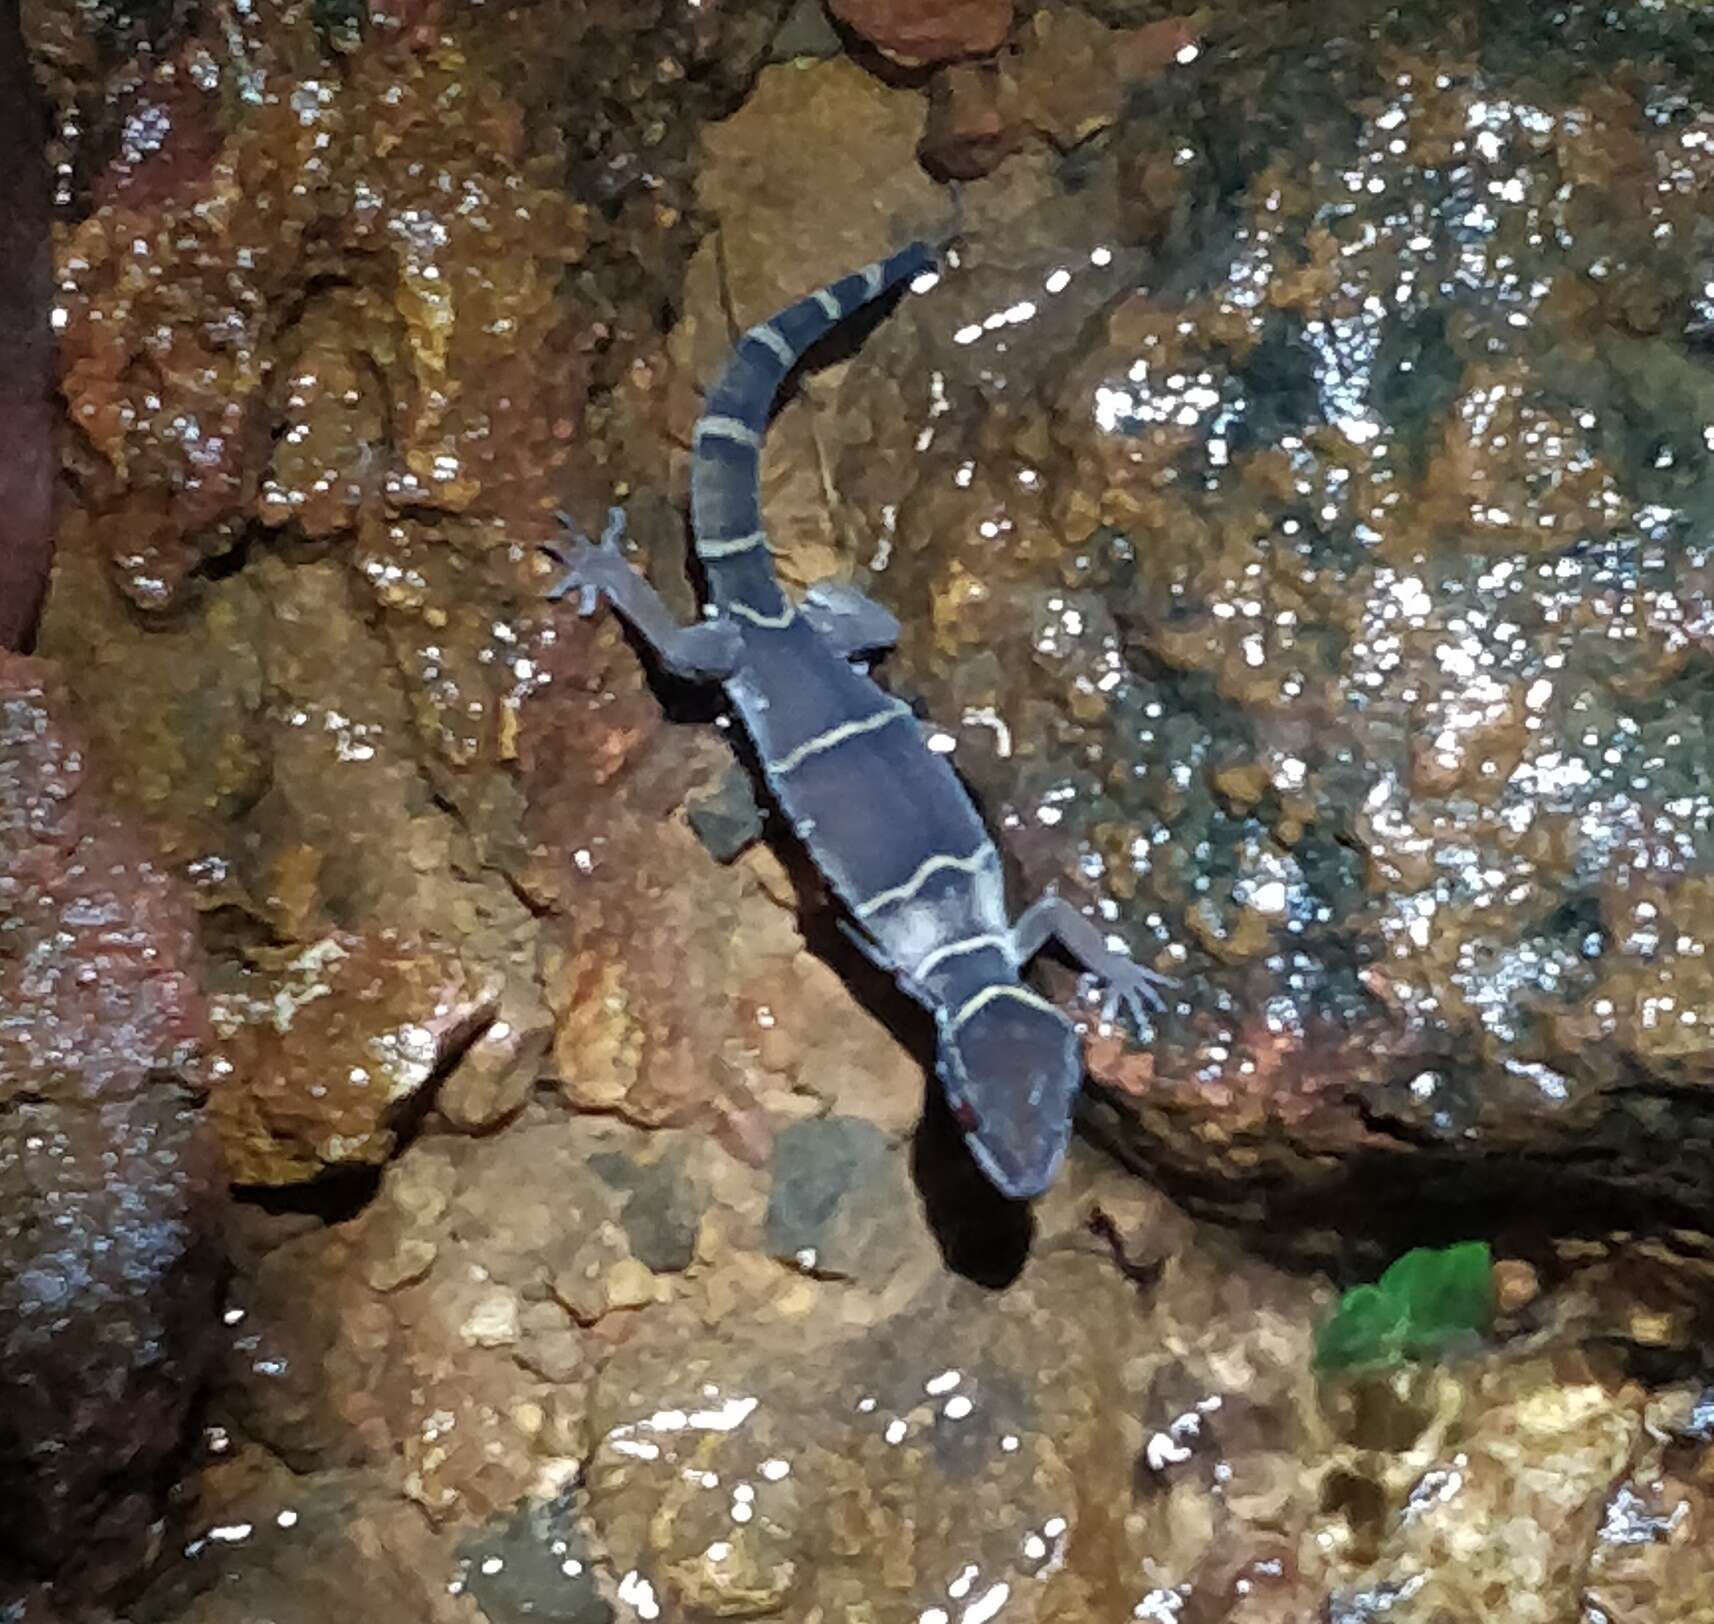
[935,988,1083,1201]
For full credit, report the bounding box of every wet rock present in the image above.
[454,1492,611,1624]
[434,983,555,1132]
[588,1144,704,1274]
[46,0,586,608]
[231,554,503,940]
[921,61,1018,181]
[1584,1402,1714,1624]
[42,531,541,1182]
[550,1224,646,1326]
[218,1117,709,1527]
[209,931,497,1185]
[222,1226,375,1474]
[0,655,225,1602]
[523,595,835,1137]
[27,2,1714,1621]
[921,11,1194,181]
[1007,6,1126,150]
[364,1234,438,1295]
[537,801,792,1128]
[256,290,392,539]
[805,11,1714,1242]
[34,523,270,865]
[764,1115,918,1279]
[693,56,944,334]
[748,944,929,1139]
[827,0,1013,67]
[685,760,766,862]
[514,1300,585,1385]
[770,0,843,62]
[140,1455,478,1624]
[199,1110,1714,1624]
[1326,1358,1648,1619]
[582,1178,1312,1621]
[170,1062,1714,1624]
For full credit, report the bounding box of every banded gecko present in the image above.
[545,241,1173,1199]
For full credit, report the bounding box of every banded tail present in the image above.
[689,242,938,609]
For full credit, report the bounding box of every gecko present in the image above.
[544,240,1174,1199]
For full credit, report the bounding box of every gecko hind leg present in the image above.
[800,580,901,659]
[542,507,743,682]
[1010,891,1177,1030]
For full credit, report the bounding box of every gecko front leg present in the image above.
[1010,891,1176,1029]
[544,507,743,682]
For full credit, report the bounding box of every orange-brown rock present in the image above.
[828,0,1013,66]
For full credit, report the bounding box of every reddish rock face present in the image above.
[0,655,225,1604]
[827,0,1013,67]
[0,6,54,652]
[921,61,1018,181]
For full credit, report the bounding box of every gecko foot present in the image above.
[1011,890,1177,1034]
[1092,960,1177,1031]
[540,504,743,681]
[541,505,630,615]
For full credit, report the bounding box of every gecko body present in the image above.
[547,242,1172,1198]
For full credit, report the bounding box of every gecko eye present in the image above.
[938,993,1083,1200]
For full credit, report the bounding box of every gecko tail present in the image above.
[690,240,939,561]
[699,242,937,438]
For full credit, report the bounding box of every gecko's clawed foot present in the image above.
[541,505,630,615]
[1095,962,1178,1031]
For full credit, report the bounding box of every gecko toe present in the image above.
[1129,969,1175,1017]
[539,547,578,602]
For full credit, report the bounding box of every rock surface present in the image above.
[14,0,1714,1618]
[779,8,1714,1244]
[146,1118,1714,1622]
[0,654,225,1604]
[0,0,54,650]
[827,0,1013,67]
[209,932,497,1185]
[919,9,1199,180]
